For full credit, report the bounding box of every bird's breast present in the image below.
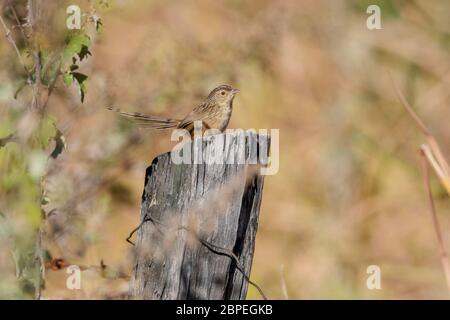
[207,104,232,132]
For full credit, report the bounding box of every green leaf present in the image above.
[50,127,67,159]
[95,18,103,33]
[72,72,88,83]
[62,68,88,102]
[62,72,73,86]
[37,116,57,148]
[79,82,87,103]
[72,72,88,103]
[78,45,91,61]
[63,33,91,62]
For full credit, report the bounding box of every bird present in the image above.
[107,85,239,135]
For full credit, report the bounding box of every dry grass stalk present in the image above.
[390,73,450,194]
[420,152,450,294]
[390,73,450,294]
[280,264,289,300]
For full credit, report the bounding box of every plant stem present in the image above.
[27,0,45,300]
[420,150,450,295]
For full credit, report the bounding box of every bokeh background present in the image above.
[1,0,450,299]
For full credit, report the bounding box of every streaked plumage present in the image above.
[108,85,239,135]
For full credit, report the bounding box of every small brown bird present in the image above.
[108,85,239,135]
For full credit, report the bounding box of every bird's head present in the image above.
[207,85,239,105]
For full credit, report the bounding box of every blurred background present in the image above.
[1,0,450,299]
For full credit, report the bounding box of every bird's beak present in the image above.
[232,88,240,94]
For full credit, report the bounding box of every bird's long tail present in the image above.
[107,106,181,129]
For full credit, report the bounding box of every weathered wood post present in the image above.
[129,131,269,299]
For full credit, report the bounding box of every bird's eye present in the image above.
[221,91,225,95]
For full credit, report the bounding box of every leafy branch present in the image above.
[0,1,103,299]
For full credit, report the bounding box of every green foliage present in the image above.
[0,2,105,299]
[62,71,73,86]
[95,19,103,33]
[63,67,88,103]
[72,72,88,103]
[63,33,91,62]
[60,18,103,103]
[61,32,92,103]
[50,127,67,160]
[36,116,57,149]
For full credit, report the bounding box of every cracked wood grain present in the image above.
[129,132,268,300]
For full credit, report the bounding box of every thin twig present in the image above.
[279,264,289,300]
[41,59,61,110]
[389,72,430,136]
[7,0,31,48]
[390,73,450,195]
[0,14,30,75]
[420,149,450,295]
[44,258,130,280]
[421,144,448,187]
[34,221,45,300]
[391,72,450,296]
[126,216,151,245]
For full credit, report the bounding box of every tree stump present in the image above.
[129,131,269,300]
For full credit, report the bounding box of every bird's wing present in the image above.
[107,106,180,129]
[178,102,213,132]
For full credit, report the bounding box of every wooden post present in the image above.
[129,131,268,300]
